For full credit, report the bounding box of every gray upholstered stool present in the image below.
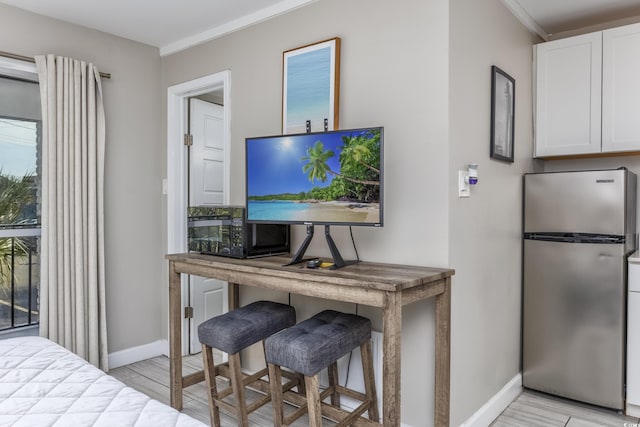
[198,300,296,427]
[265,310,379,427]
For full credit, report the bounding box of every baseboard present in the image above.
[460,373,522,427]
[108,339,167,369]
[160,339,169,356]
[627,402,640,417]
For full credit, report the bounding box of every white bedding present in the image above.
[0,336,206,427]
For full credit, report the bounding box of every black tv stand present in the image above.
[285,224,358,269]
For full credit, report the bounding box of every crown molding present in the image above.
[501,0,549,41]
[160,0,319,56]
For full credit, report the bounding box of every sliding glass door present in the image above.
[0,70,42,335]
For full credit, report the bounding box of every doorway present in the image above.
[166,70,231,355]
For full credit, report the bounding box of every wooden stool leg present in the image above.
[268,363,285,427]
[327,361,340,407]
[297,373,306,395]
[268,363,284,427]
[305,374,323,427]
[201,344,221,427]
[229,352,249,427]
[361,341,379,422]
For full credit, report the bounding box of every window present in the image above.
[0,57,41,334]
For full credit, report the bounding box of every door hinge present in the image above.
[184,133,193,147]
[184,306,193,319]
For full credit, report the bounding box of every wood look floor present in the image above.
[491,390,640,427]
[112,354,640,427]
[110,352,328,426]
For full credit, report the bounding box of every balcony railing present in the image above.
[0,227,40,332]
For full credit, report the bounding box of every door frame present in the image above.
[166,70,231,355]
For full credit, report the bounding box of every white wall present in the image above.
[449,0,540,425]
[0,4,163,354]
[161,0,449,423]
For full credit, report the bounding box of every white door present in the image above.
[189,98,227,354]
[190,99,225,205]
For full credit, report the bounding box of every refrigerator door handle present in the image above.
[523,232,625,244]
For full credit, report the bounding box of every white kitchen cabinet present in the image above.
[627,252,640,417]
[602,24,640,153]
[534,32,602,157]
[534,22,640,158]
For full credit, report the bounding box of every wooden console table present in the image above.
[166,253,454,427]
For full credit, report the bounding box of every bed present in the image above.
[0,336,206,427]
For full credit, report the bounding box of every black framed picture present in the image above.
[490,66,515,162]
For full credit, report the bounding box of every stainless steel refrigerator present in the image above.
[523,168,637,410]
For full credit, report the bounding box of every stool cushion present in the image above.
[198,300,296,354]
[265,310,371,377]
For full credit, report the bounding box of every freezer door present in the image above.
[524,170,628,236]
[522,239,625,409]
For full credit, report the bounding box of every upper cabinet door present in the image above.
[534,33,602,158]
[602,23,640,153]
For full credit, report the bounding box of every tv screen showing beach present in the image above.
[245,127,383,226]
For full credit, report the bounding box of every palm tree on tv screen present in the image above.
[301,141,334,183]
[339,131,381,176]
[301,130,381,202]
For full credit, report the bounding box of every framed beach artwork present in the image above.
[282,37,341,135]
[490,65,515,163]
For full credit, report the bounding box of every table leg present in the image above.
[169,261,183,410]
[382,291,402,426]
[228,282,239,310]
[434,277,451,427]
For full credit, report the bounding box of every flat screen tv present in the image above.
[245,127,383,268]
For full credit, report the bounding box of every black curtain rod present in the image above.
[0,50,112,79]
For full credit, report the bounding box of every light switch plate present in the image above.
[458,171,470,198]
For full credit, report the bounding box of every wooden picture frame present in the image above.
[490,65,515,162]
[282,37,340,135]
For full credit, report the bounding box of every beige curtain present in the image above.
[35,54,108,370]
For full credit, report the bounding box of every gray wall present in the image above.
[449,0,539,424]
[0,0,549,424]
[161,0,450,423]
[0,3,163,354]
